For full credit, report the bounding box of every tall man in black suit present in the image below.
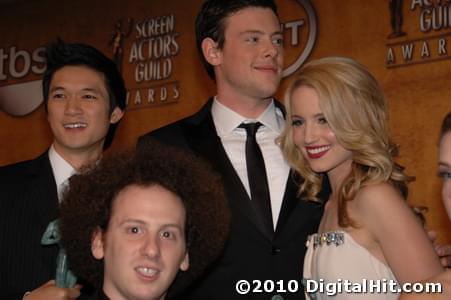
[137,1,325,299]
[0,40,126,300]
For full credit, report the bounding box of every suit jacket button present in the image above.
[271,294,284,300]
[271,246,281,255]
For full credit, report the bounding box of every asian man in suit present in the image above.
[0,40,126,300]
[137,1,325,299]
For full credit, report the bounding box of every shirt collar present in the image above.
[212,97,283,136]
[48,144,76,188]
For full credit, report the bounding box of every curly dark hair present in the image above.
[59,142,230,297]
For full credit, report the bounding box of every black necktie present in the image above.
[239,122,274,237]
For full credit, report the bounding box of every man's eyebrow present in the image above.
[240,30,264,35]
[239,30,283,36]
[48,87,101,93]
[120,219,183,230]
[49,86,65,92]
[161,224,184,231]
[120,219,146,225]
[80,87,101,93]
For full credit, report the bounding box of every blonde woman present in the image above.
[279,57,443,299]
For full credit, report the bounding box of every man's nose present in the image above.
[140,235,161,259]
[64,97,83,115]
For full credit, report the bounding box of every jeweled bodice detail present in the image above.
[303,230,398,299]
[306,231,345,248]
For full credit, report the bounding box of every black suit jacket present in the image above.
[0,152,59,299]
[138,99,326,299]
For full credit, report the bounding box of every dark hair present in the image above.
[195,0,278,79]
[440,112,451,140]
[59,142,230,297]
[42,39,127,148]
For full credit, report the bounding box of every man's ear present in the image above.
[179,252,189,271]
[91,227,105,260]
[110,107,124,124]
[201,38,221,66]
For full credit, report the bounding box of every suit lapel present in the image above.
[275,173,327,239]
[184,100,273,240]
[26,152,59,227]
[17,152,60,277]
[275,171,299,235]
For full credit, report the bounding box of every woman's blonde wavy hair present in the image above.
[279,56,412,227]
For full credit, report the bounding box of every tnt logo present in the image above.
[277,0,317,77]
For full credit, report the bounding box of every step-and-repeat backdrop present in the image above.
[1,0,450,241]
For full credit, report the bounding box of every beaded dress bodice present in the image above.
[303,231,398,299]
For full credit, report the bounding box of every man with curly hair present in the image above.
[59,143,229,300]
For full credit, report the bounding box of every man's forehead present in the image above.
[224,6,280,28]
[111,184,186,217]
[50,65,107,85]
[48,66,110,101]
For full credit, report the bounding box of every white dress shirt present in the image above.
[211,98,290,228]
[48,145,75,202]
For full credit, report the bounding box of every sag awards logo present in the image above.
[386,0,451,68]
[111,15,181,111]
